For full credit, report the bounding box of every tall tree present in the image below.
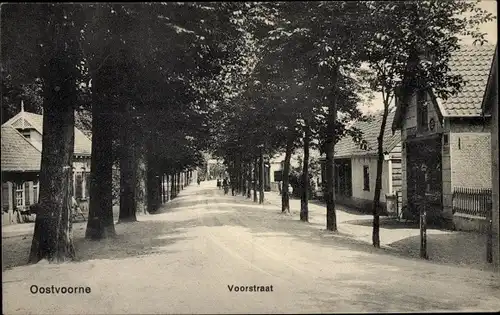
[26,4,82,262]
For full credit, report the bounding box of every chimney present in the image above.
[21,100,25,129]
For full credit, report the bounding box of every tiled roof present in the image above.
[440,44,496,117]
[1,125,42,172]
[4,111,92,155]
[334,107,401,158]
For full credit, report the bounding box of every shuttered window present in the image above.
[2,183,9,211]
[33,180,39,204]
[24,182,31,206]
[75,173,83,199]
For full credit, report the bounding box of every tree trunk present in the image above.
[246,164,252,198]
[300,125,310,222]
[118,117,137,223]
[146,153,161,213]
[241,163,246,196]
[253,158,258,202]
[372,102,390,248]
[135,145,148,215]
[29,14,78,261]
[282,133,294,213]
[167,175,170,200]
[86,68,115,239]
[259,148,265,204]
[325,65,340,231]
[170,173,176,200]
[177,172,181,195]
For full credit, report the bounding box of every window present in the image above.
[33,180,39,204]
[417,90,428,131]
[21,129,30,139]
[363,166,370,191]
[15,183,24,208]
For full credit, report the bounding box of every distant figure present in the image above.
[217,178,221,189]
[223,177,229,194]
[197,178,201,185]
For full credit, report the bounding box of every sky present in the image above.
[360,0,498,114]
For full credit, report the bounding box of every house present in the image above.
[392,43,496,229]
[1,106,92,225]
[272,148,321,192]
[318,108,402,214]
[481,44,498,267]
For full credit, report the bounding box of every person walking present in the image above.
[217,178,221,189]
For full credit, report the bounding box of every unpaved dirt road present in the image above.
[3,181,500,314]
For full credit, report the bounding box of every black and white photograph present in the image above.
[1,1,499,314]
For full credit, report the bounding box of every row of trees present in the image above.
[210,1,493,247]
[1,1,493,263]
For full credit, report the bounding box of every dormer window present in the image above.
[417,90,428,131]
[20,129,30,139]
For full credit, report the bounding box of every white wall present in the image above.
[351,156,390,203]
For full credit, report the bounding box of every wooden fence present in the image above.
[452,187,492,218]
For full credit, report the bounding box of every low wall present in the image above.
[453,213,490,233]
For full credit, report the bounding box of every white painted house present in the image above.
[320,107,402,214]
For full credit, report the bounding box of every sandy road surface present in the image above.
[3,181,500,314]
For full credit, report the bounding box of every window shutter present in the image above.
[75,174,83,199]
[2,183,9,211]
[24,182,31,206]
[33,183,38,204]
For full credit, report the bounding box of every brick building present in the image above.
[392,43,496,230]
[1,106,92,225]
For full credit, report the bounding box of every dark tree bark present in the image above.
[300,125,311,222]
[282,132,295,213]
[246,164,252,198]
[85,70,115,239]
[259,148,265,204]
[29,7,78,262]
[146,153,161,213]
[118,117,137,223]
[241,163,246,196]
[372,102,390,248]
[325,65,340,231]
[170,173,176,200]
[177,172,181,195]
[135,145,148,214]
[167,174,170,199]
[253,157,258,202]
